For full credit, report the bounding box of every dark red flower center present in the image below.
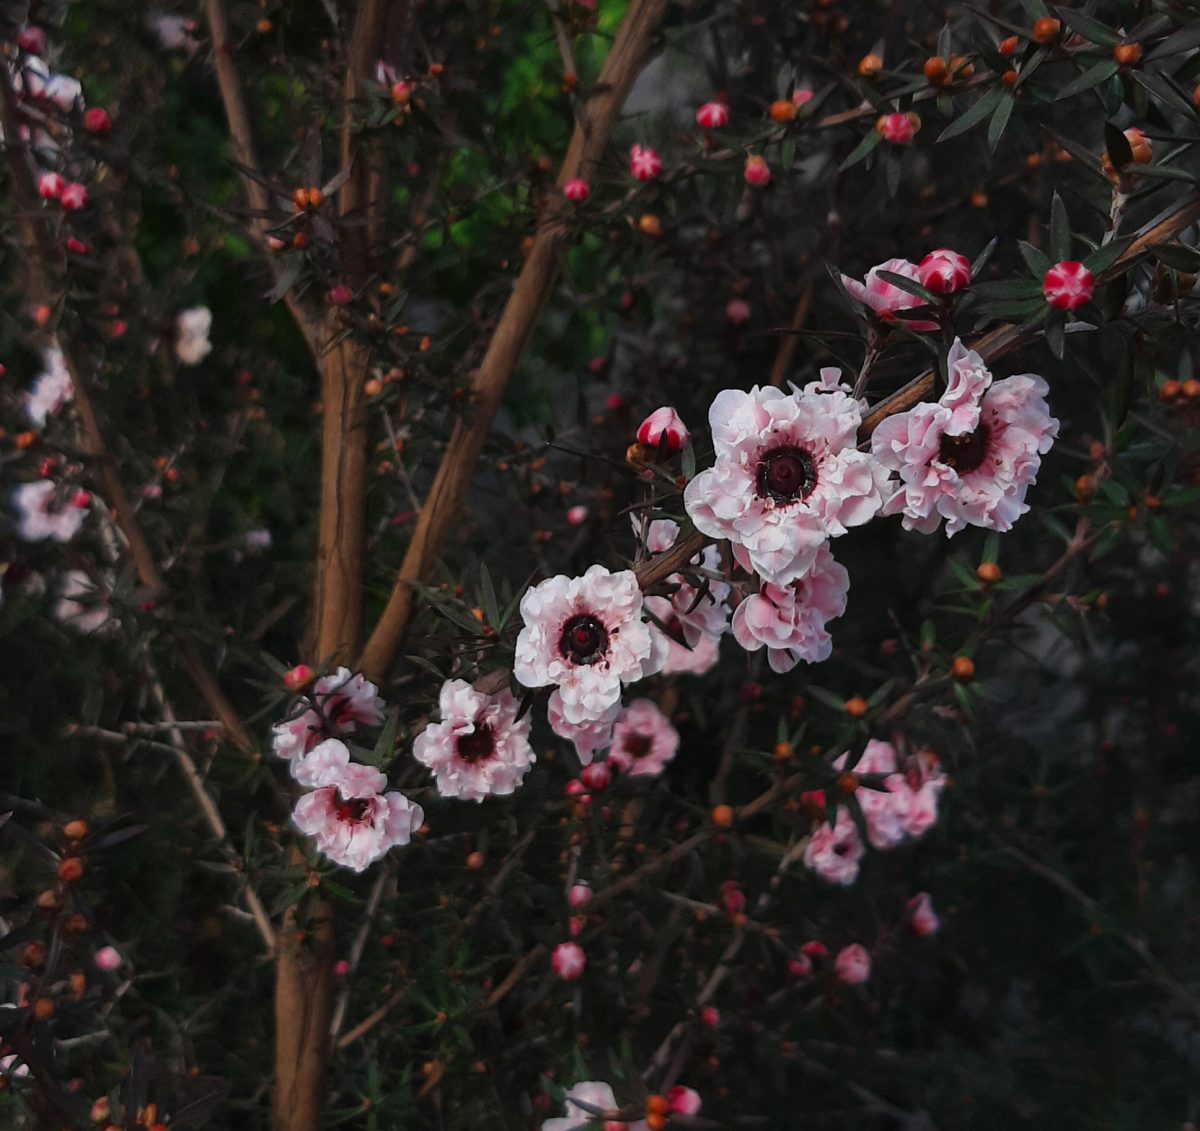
[938,425,991,475]
[756,446,817,504]
[624,732,653,759]
[335,796,371,824]
[560,614,608,665]
[456,724,495,764]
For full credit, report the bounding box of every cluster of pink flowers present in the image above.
[542,1081,701,1131]
[413,679,535,801]
[804,740,947,886]
[871,338,1059,536]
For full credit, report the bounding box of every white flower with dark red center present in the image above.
[629,144,662,181]
[13,480,88,542]
[55,570,112,634]
[605,698,679,778]
[639,518,730,676]
[313,667,385,731]
[542,1081,620,1131]
[907,891,940,936]
[550,941,587,981]
[731,542,849,672]
[834,943,871,985]
[547,688,618,766]
[175,306,212,365]
[514,565,665,725]
[684,382,884,586]
[292,760,422,873]
[413,678,535,801]
[270,710,325,761]
[871,338,1058,536]
[840,258,938,330]
[292,737,357,787]
[803,808,864,886]
[26,347,73,427]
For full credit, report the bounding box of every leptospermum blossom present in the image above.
[840,258,939,330]
[636,406,689,452]
[26,347,73,427]
[918,248,971,294]
[695,101,729,129]
[292,757,423,873]
[413,678,536,801]
[605,698,679,777]
[1042,261,1094,310]
[55,570,112,634]
[542,1081,618,1131]
[683,373,884,587]
[907,891,940,936]
[834,740,911,849]
[835,943,872,985]
[12,480,89,542]
[871,338,1058,536]
[629,144,662,181]
[550,941,587,981]
[59,182,88,211]
[548,689,618,765]
[802,808,864,886]
[876,111,919,144]
[175,306,212,365]
[514,565,666,725]
[744,155,771,187]
[563,178,590,202]
[271,667,385,761]
[731,541,849,672]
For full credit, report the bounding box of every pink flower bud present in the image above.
[568,914,586,937]
[38,172,65,201]
[568,883,592,910]
[328,285,352,306]
[834,943,871,985]
[787,955,813,978]
[564,779,587,798]
[66,237,91,254]
[334,959,350,977]
[268,236,287,251]
[90,1097,111,1122]
[629,144,662,181]
[83,108,113,136]
[695,101,730,129]
[94,946,122,971]
[792,88,814,107]
[563,178,590,202]
[876,112,918,144]
[907,891,940,937]
[719,880,745,916]
[725,298,751,326]
[283,664,315,692]
[566,505,588,526]
[16,27,47,55]
[551,941,587,980]
[668,1086,702,1116]
[800,939,829,959]
[700,1006,719,1028]
[606,393,626,412]
[636,406,689,452]
[1043,261,1094,310]
[580,762,611,792]
[918,248,971,294]
[744,155,771,187]
[110,320,128,339]
[587,356,607,375]
[59,182,89,211]
[72,490,92,509]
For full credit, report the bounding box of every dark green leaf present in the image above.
[1147,20,1200,60]
[936,87,1004,142]
[1083,236,1133,275]
[1018,240,1053,276]
[988,92,1016,151]
[1128,69,1200,118]
[971,236,1000,278]
[1045,312,1065,359]
[1050,191,1071,261]
[1059,10,1120,47]
[1104,120,1133,168]
[1055,57,1120,100]
[1153,243,1200,272]
[971,278,1044,299]
[875,270,939,304]
[839,128,883,171]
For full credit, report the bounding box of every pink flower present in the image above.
[551,941,587,981]
[16,27,47,55]
[835,943,871,985]
[413,678,536,801]
[94,946,122,972]
[563,178,590,202]
[55,570,112,634]
[566,505,588,526]
[834,740,909,849]
[725,298,751,326]
[744,155,771,187]
[803,808,864,886]
[271,710,325,761]
[59,182,88,211]
[26,347,73,427]
[629,145,662,181]
[548,689,618,765]
[918,248,971,295]
[292,760,422,873]
[907,891,940,936]
[568,883,592,910]
[1043,261,1094,310]
[637,406,690,452]
[12,480,88,542]
[871,338,1058,536]
[84,108,113,135]
[37,172,64,201]
[683,376,884,586]
[792,88,814,107]
[542,1081,617,1131]
[695,101,730,129]
[314,667,385,730]
[876,112,917,144]
[580,762,612,792]
[840,258,938,330]
[731,542,849,672]
[900,748,947,838]
[668,1086,702,1116]
[605,698,679,777]
[514,565,665,725]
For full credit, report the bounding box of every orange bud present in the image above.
[646,1095,670,1117]
[769,98,799,123]
[999,35,1019,56]
[976,562,1002,584]
[844,696,869,719]
[923,57,950,86]
[711,804,735,828]
[63,819,88,841]
[858,53,883,77]
[1183,378,1200,399]
[950,54,975,78]
[307,187,324,208]
[1032,17,1060,44]
[466,851,486,870]
[952,656,975,682]
[1113,42,1141,66]
[292,188,309,210]
[638,213,663,237]
[33,997,55,1021]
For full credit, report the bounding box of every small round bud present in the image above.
[711,804,735,828]
[923,57,950,86]
[1032,17,1060,44]
[844,696,869,719]
[33,998,56,1021]
[976,562,1002,584]
[858,54,883,78]
[999,35,1019,56]
[58,857,84,884]
[952,656,975,681]
[1159,379,1183,402]
[63,819,89,841]
[1113,42,1141,66]
[466,851,486,871]
[769,99,798,123]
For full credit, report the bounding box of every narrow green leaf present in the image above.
[1147,20,1200,60]
[987,92,1015,151]
[875,270,939,304]
[1128,69,1200,119]
[1049,191,1071,262]
[1017,240,1052,277]
[936,87,1004,142]
[1045,313,1065,359]
[1059,10,1120,47]
[839,128,883,171]
[1083,236,1133,275]
[971,236,999,278]
[480,563,500,628]
[1055,57,1120,100]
